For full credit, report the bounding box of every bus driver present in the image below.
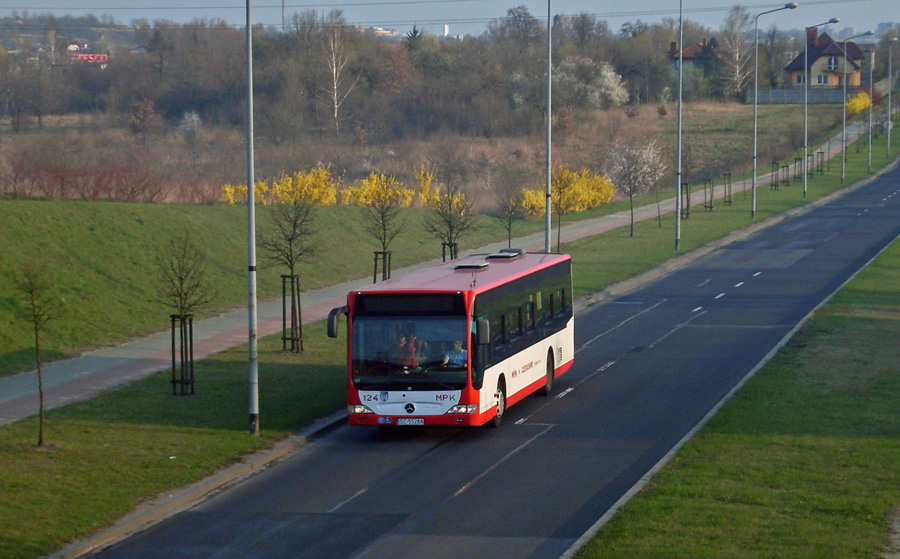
[442,340,467,367]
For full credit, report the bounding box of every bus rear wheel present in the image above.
[540,349,555,396]
[490,378,506,428]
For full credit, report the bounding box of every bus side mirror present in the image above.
[475,318,490,345]
[327,306,348,338]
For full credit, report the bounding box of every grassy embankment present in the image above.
[0,106,895,558]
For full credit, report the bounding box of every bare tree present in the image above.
[179,111,202,168]
[490,159,532,247]
[321,13,359,135]
[6,52,39,133]
[367,201,406,254]
[13,263,65,447]
[146,24,175,81]
[606,136,668,237]
[291,10,321,67]
[344,172,415,279]
[258,202,319,273]
[423,182,476,259]
[719,6,753,98]
[343,173,414,254]
[155,231,217,317]
[155,232,217,395]
[3,144,37,199]
[46,18,63,65]
[129,99,163,144]
[422,148,477,258]
[258,202,319,351]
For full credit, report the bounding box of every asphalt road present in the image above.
[92,164,900,559]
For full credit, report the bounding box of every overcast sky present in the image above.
[5,0,897,39]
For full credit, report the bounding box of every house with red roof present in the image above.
[784,29,873,89]
[668,39,711,66]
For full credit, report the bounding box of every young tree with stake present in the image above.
[13,264,65,447]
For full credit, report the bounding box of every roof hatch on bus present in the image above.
[454,261,489,270]
[486,248,526,260]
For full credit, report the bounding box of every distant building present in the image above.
[358,26,399,38]
[668,39,711,67]
[876,22,898,37]
[784,29,872,89]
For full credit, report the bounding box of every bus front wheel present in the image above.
[490,378,506,428]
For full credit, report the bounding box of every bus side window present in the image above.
[513,309,522,339]
[516,308,523,338]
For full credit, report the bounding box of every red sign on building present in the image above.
[75,53,109,63]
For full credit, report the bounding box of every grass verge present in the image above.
[0,331,346,559]
[0,128,897,559]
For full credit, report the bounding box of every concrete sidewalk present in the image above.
[0,120,870,426]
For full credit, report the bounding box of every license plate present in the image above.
[396,418,424,426]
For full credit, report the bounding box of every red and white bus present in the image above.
[327,249,574,427]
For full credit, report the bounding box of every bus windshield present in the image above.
[351,316,469,391]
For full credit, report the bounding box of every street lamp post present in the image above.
[888,38,897,158]
[245,0,260,436]
[804,18,839,198]
[675,0,683,251]
[837,31,875,184]
[868,42,874,172]
[544,0,552,253]
[753,2,798,218]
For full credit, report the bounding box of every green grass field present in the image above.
[0,114,897,558]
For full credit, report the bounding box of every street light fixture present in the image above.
[836,30,875,184]
[804,18,839,198]
[889,37,898,157]
[753,2,798,218]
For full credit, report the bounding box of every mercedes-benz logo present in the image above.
[404,403,416,414]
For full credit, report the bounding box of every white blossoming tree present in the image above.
[553,56,629,110]
[606,137,669,237]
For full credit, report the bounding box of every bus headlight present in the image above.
[348,404,374,414]
[447,404,478,414]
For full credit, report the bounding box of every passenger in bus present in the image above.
[442,340,467,367]
[391,332,419,368]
